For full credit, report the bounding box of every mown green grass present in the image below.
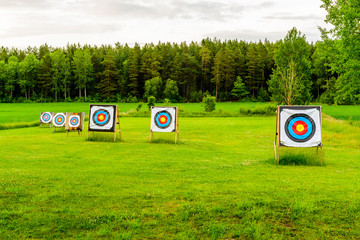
[1,113,360,239]
[0,102,276,124]
[322,105,360,121]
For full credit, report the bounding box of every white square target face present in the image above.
[279,106,321,147]
[88,105,117,132]
[151,107,177,132]
[53,113,66,127]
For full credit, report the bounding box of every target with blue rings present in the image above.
[151,107,177,132]
[41,112,52,123]
[155,111,172,129]
[93,109,110,126]
[69,115,80,128]
[88,105,116,132]
[53,113,66,127]
[285,113,315,142]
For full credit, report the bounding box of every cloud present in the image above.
[204,29,285,42]
[263,14,323,21]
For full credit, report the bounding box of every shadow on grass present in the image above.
[86,133,123,143]
[269,148,325,166]
[150,138,183,144]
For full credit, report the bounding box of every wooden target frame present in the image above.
[65,112,85,136]
[87,104,121,142]
[150,106,179,143]
[39,112,54,127]
[274,106,323,166]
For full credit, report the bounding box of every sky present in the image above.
[0,0,329,49]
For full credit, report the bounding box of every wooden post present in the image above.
[321,145,323,167]
[275,106,280,164]
[175,107,179,144]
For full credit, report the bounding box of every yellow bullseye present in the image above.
[99,115,105,121]
[296,124,305,132]
[160,117,166,123]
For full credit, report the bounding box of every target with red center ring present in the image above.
[155,111,172,129]
[93,109,110,126]
[40,112,52,123]
[279,106,321,147]
[151,107,177,132]
[53,113,66,127]
[88,105,117,132]
[69,115,80,128]
[285,114,315,142]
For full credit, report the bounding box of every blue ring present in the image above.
[55,115,65,125]
[70,116,79,126]
[288,116,312,140]
[155,112,171,128]
[42,113,51,122]
[94,110,109,125]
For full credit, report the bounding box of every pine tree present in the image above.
[97,49,118,100]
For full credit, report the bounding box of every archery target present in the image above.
[40,112,53,123]
[69,115,80,128]
[279,106,321,147]
[151,107,177,132]
[53,113,66,127]
[88,105,116,132]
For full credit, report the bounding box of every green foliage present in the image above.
[136,102,143,112]
[268,28,312,105]
[147,95,156,109]
[231,76,249,100]
[202,95,216,112]
[321,0,360,104]
[144,76,162,99]
[163,78,179,101]
[97,49,118,100]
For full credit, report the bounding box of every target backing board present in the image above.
[52,113,66,127]
[40,112,54,124]
[65,112,85,131]
[278,106,321,147]
[88,105,117,132]
[150,107,178,132]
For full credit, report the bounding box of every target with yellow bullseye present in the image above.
[278,106,322,148]
[88,105,117,132]
[151,107,177,132]
[53,113,66,127]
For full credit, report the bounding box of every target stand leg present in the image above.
[149,131,153,143]
[320,146,323,167]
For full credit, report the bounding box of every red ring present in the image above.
[292,121,308,135]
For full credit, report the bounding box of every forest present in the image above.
[0,1,358,105]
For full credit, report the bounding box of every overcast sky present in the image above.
[0,0,329,49]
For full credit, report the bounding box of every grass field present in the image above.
[1,103,360,239]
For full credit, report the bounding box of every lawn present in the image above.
[1,102,360,239]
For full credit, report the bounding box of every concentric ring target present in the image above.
[69,115,80,128]
[54,114,65,126]
[154,110,172,129]
[93,109,110,126]
[285,113,316,142]
[41,112,52,123]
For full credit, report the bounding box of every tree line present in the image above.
[0,0,359,106]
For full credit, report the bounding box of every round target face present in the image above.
[154,110,172,129]
[285,114,316,142]
[54,114,65,126]
[93,109,110,126]
[41,112,52,123]
[69,115,80,128]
